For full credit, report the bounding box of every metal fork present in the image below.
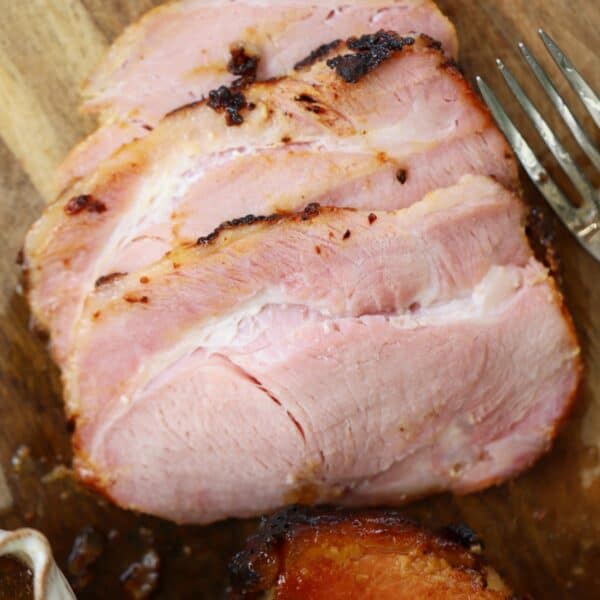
[476,30,600,262]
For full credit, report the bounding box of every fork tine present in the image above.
[539,29,600,129]
[476,76,592,231]
[496,59,600,214]
[477,76,600,261]
[518,41,600,172]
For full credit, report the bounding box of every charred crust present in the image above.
[439,57,463,75]
[368,213,377,224]
[64,194,107,216]
[293,39,343,71]
[227,45,259,79]
[440,523,483,552]
[227,506,494,597]
[525,205,560,275]
[315,245,321,254]
[305,104,325,114]
[419,33,443,51]
[197,213,282,245]
[301,203,321,220]
[326,31,415,83]
[343,229,351,240]
[123,294,149,304]
[205,45,259,126]
[295,94,326,114]
[347,31,415,53]
[197,204,321,246]
[139,276,150,284]
[95,272,127,288]
[294,93,317,104]
[281,136,291,144]
[207,85,248,126]
[396,168,408,184]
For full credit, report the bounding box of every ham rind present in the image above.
[65,177,580,524]
[57,0,458,191]
[25,37,517,365]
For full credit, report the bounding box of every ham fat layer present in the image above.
[65,176,580,523]
[57,0,458,190]
[25,36,516,365]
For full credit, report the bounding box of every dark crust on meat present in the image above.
[326,31,415,83]
[64,194,107,216]
[293,39,343,71]
[441,523,484,551]
[197,214,282,245]
[196,203,321,246]
[226,505,505,598]
[95,272,127,288]
[227,45,259,78]
[525,205,561,275]
[206,45,259,126]
[168,46,259,124]
[207,85,248,126]
[419,32,444,51]
[163,35,457,127]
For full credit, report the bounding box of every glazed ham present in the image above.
[25,34,517,364]
[64,176,580,524]
[24,2,581,527]
[58,0,457,191]
[227,506,514,599]
[26,37,517,363]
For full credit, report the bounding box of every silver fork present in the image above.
[476,29,600,262]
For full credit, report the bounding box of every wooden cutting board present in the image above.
[1,1,599,597]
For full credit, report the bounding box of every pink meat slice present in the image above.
[65,176,580,523]
[24,37,517,365]
[57,0,458,191]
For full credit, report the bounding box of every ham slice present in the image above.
[57,0,458,191]
[64,176,580,524]
[25,35,517,365]
[227,506,514,599]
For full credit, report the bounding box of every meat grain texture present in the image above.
[23,0,581,526]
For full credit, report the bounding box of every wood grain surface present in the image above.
[0,1,599,598]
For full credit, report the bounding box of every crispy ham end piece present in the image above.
[227,506,514,599]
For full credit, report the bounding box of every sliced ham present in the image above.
[228,506,514,599]
[25,35,517,365]
[64,176,580,524]
[57,0,458,191]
